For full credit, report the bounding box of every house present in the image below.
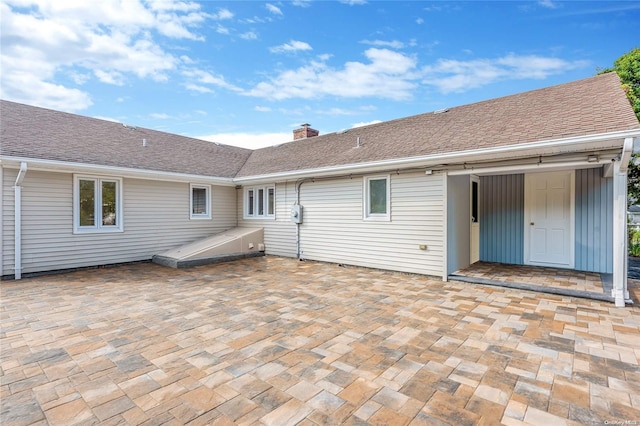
[2,72,640,306]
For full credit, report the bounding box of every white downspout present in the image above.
[612,138,634,306]
[14,162,27,280]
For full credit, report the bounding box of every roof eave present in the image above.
[0,156,237,186]
[232,130,640,184]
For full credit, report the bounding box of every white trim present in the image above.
[363,175,390,221]
[13,162,27,279]
[4,129,638,186]
[0,156,235,186]
[442,171,448,281]
[612,160,628,307]
[243,185,276,220]
[620,137,634,172]
[447,158,612,176]
[73,175,124,234]
[524,171,575,269]
[233,130,640,184]
[0,166,3,277]
[190,184,211,220]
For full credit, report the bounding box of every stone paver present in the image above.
[1,256,639,425]
[454,261,607,294]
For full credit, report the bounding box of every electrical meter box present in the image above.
[291,204,303,224]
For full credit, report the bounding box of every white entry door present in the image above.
[524,171,574,268]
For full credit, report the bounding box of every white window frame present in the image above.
[364,175,390,221]
[244,185,275,219]
[190,184,211,220]
[73,175,123,234]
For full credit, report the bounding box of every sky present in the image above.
[1,1,638,150]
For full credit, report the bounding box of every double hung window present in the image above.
[190,184,211,219]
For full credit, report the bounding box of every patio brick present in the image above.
[1,256,639,424]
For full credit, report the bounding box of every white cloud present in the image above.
[245,48,418,101]
[317,106,376,116]
[422,54,589,93]
[214,8,234,20]
[94,70,125,86]
[150,113,171,119]
[265,3,283,15]
[340,0,367,5]
[360,39,405,49]
[255,106,272,112]
[352,120,382,128]
[270,40,313,53]
[183,83,213,93]
[215,24,230,35]
[241,31,258,40]
[416,17,424,24]
[292,0,312,7]
[538,0,559,9]
[0,0,214,111]
[199,132,292,149]
[182,69,241,91]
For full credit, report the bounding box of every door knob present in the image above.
[530,222,535,225]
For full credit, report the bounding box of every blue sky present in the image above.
[1,1,638,149]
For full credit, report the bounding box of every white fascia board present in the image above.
[0,156,236,186]
[233,130,640,185]
[447,158,612,176]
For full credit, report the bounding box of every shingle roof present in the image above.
[235,72,640,177]
[2,73,638,180]
[0,101,252,178]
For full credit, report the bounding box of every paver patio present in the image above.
[451,262,615,303]
[1,256,639,425]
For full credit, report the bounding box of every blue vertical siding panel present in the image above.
[480,174,524,265]
[575,168,613,273]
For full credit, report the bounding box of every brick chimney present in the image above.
[293,123,319,140]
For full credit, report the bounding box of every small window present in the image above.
[267,188,275,216]
[190,184,211,219]
[258,188,264,215]
[364,175,390,221]
[244,186,275,219]
[248,189,255,215]
[74,175,123,233]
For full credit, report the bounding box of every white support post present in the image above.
[14,162,27,280]
[442,171,449,282]
[612,160,628,306]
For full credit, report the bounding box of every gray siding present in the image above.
[2,169,237,275]
[237,181,297,258]
[575,168,613,273]
[298,172,445,276]
[447,175,470,274]
[480,174,524,265]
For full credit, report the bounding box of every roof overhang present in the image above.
[0,156,236,186]
[233,130,640,184]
